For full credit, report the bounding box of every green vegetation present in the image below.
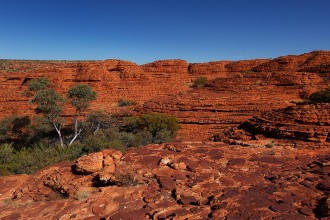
[309,87,330,103]
[192,77,208,88]
[67,84,96,145]
[0,142,84,175]
[0,111,180,175]
[24,78,96,147]
[118,99,136,107]
[0,77,180,175]
[123,112,180,145]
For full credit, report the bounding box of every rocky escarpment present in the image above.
[138,70,327,141]
[0,51,330,141]
[242,103,330,144]
[0,142,329,219]
[137,51,330,141]
[252,50,330,73]
[0,59,193,118]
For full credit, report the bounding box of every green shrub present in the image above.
[29,116,53,134]
[131,130,153,147]
[0,143,14,165]
[123,113,180,145]
[192,77,208,88]
[82,131,126,153]
[139,113,180,137]
[153,130,174,144]
[118,99,136,107]
[309,88,330,103]
[0,116,33,143]
[82,134,115,153]
[2,142,85,175]
[107,141,126,152]
[53,143,85,161]
[0,112,180,175]
[0,117,15,141]
[12,116,30,133]
[8,142,58,174]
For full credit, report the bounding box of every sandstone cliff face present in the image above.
[243,103,330,143]
[0,59,193,118]
[138,70,327,140]
[253,51,330,73]
[1,52,330,219]
[0,51,330,141]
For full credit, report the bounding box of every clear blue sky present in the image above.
[0,0,329,64]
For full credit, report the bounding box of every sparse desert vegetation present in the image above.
[0,51,330,219]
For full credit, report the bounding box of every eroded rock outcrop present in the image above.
[138,70,327,141]
[242,103,330,144]
[0,142,329,219]
[1,51,330,142]
[252,50,330,73]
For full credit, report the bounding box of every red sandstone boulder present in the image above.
[74,152,104,174]
[73,149,122,174]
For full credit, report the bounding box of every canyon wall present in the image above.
[0,51,330,141]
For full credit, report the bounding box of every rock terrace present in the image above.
[0,142,329,219]
[1,51,330,141]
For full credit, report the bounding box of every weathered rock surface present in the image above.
[0,142,329,219]
[252,50,330,73]
[1,51,330,141]
[138,70,327,140]
[241,103,330,144]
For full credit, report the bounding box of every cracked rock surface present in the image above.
[0,142,329,219]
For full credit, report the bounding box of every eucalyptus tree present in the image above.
[25,78,96,147]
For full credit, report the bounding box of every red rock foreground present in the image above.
[0,142,329,219]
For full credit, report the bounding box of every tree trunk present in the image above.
[68,114,82,146]
[93,122,100,135]
[53,122,64,147]
[69,127,83,146]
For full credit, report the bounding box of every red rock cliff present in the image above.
[0,51,330,141]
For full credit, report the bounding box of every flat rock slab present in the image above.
[0,142,329,219]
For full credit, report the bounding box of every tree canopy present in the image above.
[68,84,96,113]
[32,89,65,120]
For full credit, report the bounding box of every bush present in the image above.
[0,143,13,165]
[123,113,180,145]
[309,88,330,103]
[118,99,136,107]
[192,77,208,88]
[0,112,180,175]
[0,116,33,143]
[153,130,174,144]
[0,142,85,175]
[82,133,125,153]
[139,113,180,137]
[131,130,153,147]
[0,117,14,141]
[9,146,48,174]
[54,143,85,161]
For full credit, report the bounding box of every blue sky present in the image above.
[0,0,329,64]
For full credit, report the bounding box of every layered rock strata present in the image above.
[139,71,326,140]
[242,103,330,143]
[0,51,330,141]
